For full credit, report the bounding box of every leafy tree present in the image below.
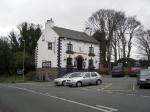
[18,22,42,55]
[0,37,12,74]
[9,22,42,67]
[9,31,19,52]
[10,52,32,73]
[93,31,106,63]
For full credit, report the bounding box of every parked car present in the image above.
[137,69,150,88]
[66,72,102,87]
[54,73,73,86]
[112,66,124,77]
[129,66,141,77]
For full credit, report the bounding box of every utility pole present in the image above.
[22,40,25,81]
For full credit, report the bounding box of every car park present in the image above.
[112,66,124,77]
[66,72,102,87]
[137,69,150,88]
[54,73,73,86]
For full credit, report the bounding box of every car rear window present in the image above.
[91,73,97,77]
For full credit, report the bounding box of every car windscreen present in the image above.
[69,72,83,78]
[112,66,122,70]
[140,70,150,76]
[62,73,71,78]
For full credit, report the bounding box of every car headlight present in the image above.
[140,78,146,81]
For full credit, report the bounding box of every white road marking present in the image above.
[100,83,112,90]
[132,83,135,91]
[96,105,118,112]
[7,85,118,112]
[20,83,53,87]
[140,95,150,98]
[127,94,135,96]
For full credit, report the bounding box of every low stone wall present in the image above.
[36,68,58,81]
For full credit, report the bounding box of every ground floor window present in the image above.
[67,57,73,65]
[88,58,95,70]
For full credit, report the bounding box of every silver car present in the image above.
[137,69,150,88]
[66,72,102,87]
[54,73,73,86]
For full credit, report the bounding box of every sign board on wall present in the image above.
[42,61,51,68]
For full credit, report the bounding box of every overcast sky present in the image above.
[0,0,150,37]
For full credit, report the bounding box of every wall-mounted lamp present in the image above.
[95,60,97,63]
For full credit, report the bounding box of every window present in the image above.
[67,43,73,51]
[88,45,95,56]
[67,57,73,66]
[48,42,52,50]
[91,72,97,77]
[84,73,91,78]
[66,42,74,54]
[89,46,94,54]
[89,58,94,67]
[88,58,95,70]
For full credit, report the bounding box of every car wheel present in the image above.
[76,81,82,87]
[62,81,66,86]
[96,80,102,85]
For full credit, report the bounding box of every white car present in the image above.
[54,73,73,86]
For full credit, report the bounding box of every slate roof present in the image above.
[52,26,99,44]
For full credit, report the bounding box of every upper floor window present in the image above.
[48,42,52,50]
[67,43,73,51]
[89,46,94,53]
[66,42,74,54]
[88,45,95,56]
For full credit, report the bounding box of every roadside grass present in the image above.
[0,72,35,83]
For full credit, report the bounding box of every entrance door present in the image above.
[76,56,83,70]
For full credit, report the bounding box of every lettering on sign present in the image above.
[42,61,51,68]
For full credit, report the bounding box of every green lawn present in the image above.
[0,74,34,83]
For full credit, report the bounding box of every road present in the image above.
[0,76,150,112]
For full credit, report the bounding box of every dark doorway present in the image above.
[76,56,83,70]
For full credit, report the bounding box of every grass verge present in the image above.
[0,73,35,83]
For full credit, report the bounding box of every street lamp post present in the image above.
[22,40,25,81]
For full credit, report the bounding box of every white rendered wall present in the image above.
[61,39,99,69]
[37,26,59,68]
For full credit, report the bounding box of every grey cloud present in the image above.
[0,0,150,36]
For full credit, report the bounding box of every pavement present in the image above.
[0,75,150,112]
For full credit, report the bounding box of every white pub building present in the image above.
[35,19,99,80]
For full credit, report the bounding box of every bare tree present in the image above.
[86,9,121,63]
[116,13,128,58]
[86,9,143,64]
[126,16,142,58]
[136,30,150,60]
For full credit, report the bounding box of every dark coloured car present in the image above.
[112,66,124,77]
[137,69,150,88]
